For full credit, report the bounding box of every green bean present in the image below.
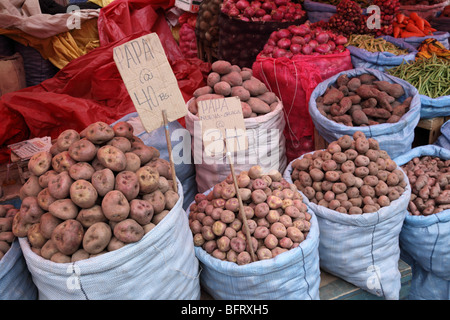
[386,54,450,98]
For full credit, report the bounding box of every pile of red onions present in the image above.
[260,23,348,58]
[221,0,305,22]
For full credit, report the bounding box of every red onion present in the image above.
[303,34,312,43]
[271,10,284,21]
[274,0,288,6]
[255,8,266,17]
[315,43,331,54]
[301,44,313,55]
[335,35,348,45]
[291,36,305,45]
[327,40,336,51]
[273,48,287,58]
[277,38,291,49]
[244,6,256,17]
[262,14,272,21]
[277,28,291,39]
[308,39,319,49]
[236,0,250,10]
[289,43,302,54]
[315,32,329,44]
[250,0,261,8]
[261,1,275,12]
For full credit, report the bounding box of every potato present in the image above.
[37,188,56,211]
[142,189,166,214]
[97,145,127,172]
[12,211,33,238]
[136,166,160,194]
[27,223,46,248]
[52,151,76,173]
[102,190,130,222]
[129,199,154,225]
[69,162,95,181]
[28,151,52,176]
[106,136,132,153]
[165,190,179,210]
[76,205,107,228]
[85,121,115,144]
[112,121,134,139]
[147,158,171,180]
[20,175,43,199]
[124,152,141,172]
[51,219,84,256]
[213,81,232,96]
[107,236,126,251]
[49,199,79,220]
[38,170,58,189]
[115,171,140,201]
[113,219,144,243]
[51,252,71,263]
[83,222,112,254]
[130,142,159,165]
[56,129,80,151]
[37,212,62,241]
[72,248,90,262]
[70,179,98,209]
[91,168,115,197]
[211,60,232,74]
[68,138,97,162]
[47,171,73,199]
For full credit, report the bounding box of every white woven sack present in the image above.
[284,155,411,300]
[19,180,201,300]
[186,98,287,193]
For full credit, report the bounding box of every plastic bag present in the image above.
[283,154,411,300]
[393,145,450,300]
[252,51,353,163]
[0,239,38,300]
[185,99,287,193]
[435,120,450,150]
[400,0,449,20]
[303,0,336,23]
[309,67,421,160]
[111,112,197,210]
[19,180,201,300]
[347,36,417,71]
[187,188,321,300]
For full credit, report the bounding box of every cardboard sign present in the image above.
[113,33,187,132]
[197,96,248,154]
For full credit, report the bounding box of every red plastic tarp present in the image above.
[0,0,210,164]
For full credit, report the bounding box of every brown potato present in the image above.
[76,204,107,228]
[136,166,160,194]
[91,168,115,197]
[97,145,127,172]
[102,190,130,222]
[165,189,179,210]
[56,129,80,151]
[68,138,97,162]
[106,136,132,153]
[85,121,115,144]
[47,171,73,199]
[12,211,32,237]
[37,188,56,211]
[28,151,53,176]
[130,142,159,164]
[70,179,98,209]
[20,196,44,224]
[124,152,141,172]
[69,162,95,181]
[71,248,90,262]
[27,223,47,248]
[142,189,166,214]
[41,239,60,259]
[49,199,79,220]
[19,175,43,199]
[40,212,63,239]
[38,170,58,189]
[107,236,126,251]
[113,219,144,243]
[51,219,84,256]
[83,222,112,254]
[52,151,76,173]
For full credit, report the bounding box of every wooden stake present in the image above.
[226,148,256,263]
[162,110,178,194]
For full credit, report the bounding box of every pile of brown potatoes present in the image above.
[12,121,179,263]
[188,60,279,118]
[316,73,412,126]
[402,156,450,215]
[291,131,407,214]
[0,204,19,260]
[188,165,312,265]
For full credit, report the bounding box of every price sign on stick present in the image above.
[197,96,248,155]
[113,33,187,133]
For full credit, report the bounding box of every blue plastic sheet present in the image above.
[435,120,450,150]
[284,155,410,300]
[303,0,336,23]
[309,67,421,160]
[393,145,450,300]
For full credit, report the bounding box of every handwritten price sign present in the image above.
[198,97,248,154]
[113,33,187,132]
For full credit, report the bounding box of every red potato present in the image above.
[113,219,144,243]
[56,129,80,151]
[51,219,84,256]
[91,168,115,197]
[49,199,79,220]
[82,222,112,254]
[76,205,107,228]
[52,151,76,173]
[70,179,98,209]
[129,199,154,225]
[37,188,56,211]
[85,121,115,144]
[38,170,58,189]
[47,171,73,199]
[40,212,63,239]
[112,121,134,139]
[97,145,127,172]
[69,162,95,181]
[68,138,97,162]
[136,166,160,194]
[106,137,132,153]
[115,171,140,201]
[19,175,43,199]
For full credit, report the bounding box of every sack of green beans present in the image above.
[345,35,418,71]
[387,54,450,119]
